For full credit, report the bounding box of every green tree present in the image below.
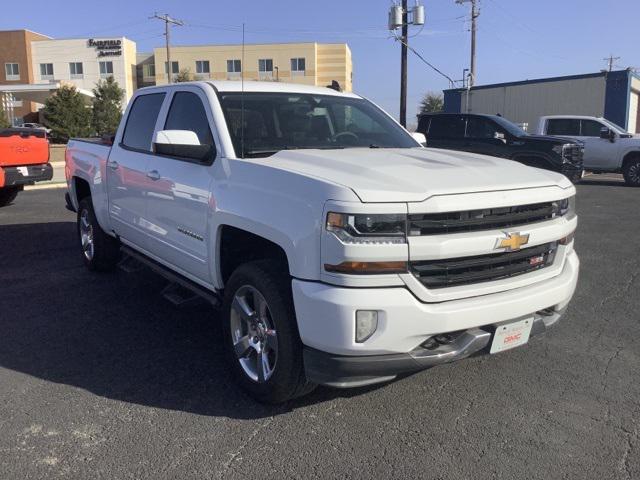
[43,85,92,143]
[0,104,10,129]
[91,76,125,137]
[419,92,444,114]
[175,68,192,82]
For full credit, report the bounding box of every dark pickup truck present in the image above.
[417,113,584,183]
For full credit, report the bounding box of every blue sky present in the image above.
[2,0,638,121]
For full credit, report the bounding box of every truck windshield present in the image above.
[218,92,418,157]
[490,115,528,137]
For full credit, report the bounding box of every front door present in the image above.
[143,87,217,283]
[107,92,166,250]
[576,118,620,171]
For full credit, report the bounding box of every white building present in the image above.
[30,37,137,103]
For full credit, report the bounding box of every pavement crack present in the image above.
[218,417,275,477]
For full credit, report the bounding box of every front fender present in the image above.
[209,157,359,288]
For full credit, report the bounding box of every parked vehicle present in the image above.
[65,82,579,403]
[536,115,640,186]
[0,128,52,206]
[417,113,584,183]
[19,122,51,135]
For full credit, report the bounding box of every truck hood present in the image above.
[523,134,578,145]
[255,147,570,203]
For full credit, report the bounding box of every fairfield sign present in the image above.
[88,39,122,57]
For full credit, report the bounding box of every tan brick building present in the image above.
[0,29,51,122]
[153,42,353,92]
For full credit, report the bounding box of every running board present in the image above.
[120,246,221,308]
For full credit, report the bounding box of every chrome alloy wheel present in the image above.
[230,285,278,383]
[80,209,95,261]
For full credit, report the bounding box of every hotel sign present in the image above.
[88,39,122,57]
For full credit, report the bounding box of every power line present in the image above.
[393,35,456,88]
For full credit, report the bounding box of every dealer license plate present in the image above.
[490,317,533,354]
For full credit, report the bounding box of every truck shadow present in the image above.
[0,222,382,419]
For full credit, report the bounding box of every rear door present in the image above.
[107,92,166,250]
[143,86,217,283]
[424,115,467,150]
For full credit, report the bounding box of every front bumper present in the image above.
[293,250,579,387]
[304,309,563,388]
[0,163,53,187]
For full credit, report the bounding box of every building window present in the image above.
[291,58,305,75]
[195,60,210,74]
[258,59,273,79]
[143,64,156,78]
[39,63,54,80]
[99,61,114,78]
[226,59,241,77]
[69,62,84,79]
[4,63,20,81]
[164,61,179,74]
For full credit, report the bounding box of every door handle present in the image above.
[146,170,161,181]
[107,160,119,170]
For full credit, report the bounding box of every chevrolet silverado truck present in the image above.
[65,82,579,403]
[537,115,640,186]
[0,128,52,206]
[417,113,584,183]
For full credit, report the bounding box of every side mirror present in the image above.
[412,132,427,146]
[494,131,506,143]
[153,130,215,163]
[600,127,615,142]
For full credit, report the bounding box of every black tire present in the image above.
[221,260,316,403]
[77,197,121,271]
[622,156,640,187]
[0,187,20,207]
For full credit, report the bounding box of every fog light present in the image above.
[355,310,378,343]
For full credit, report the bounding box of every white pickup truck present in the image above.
[65,81,579,403]
[537,115,640,186]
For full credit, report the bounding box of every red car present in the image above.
[0,128,53,206]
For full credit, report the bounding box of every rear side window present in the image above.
[546,119,580,136]
[122,93,165,151]
[580,119,604,137]
[164,91,214,146]
[428,115,466,139]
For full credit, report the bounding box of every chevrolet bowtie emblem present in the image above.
[496,232,530,252]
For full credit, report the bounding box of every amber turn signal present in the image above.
[559,230,575,245]
[324,261,408,274]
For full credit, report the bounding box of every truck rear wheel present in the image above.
[77,197,121,271]
[221,260,316,403]
[622,156,640,187]
[0,186,21,207]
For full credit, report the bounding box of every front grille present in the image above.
[409,202,555,236]
[410,242,557,289]
[562,144,584,167]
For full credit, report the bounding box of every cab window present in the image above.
[466,117,501,139]
[122,93,166,151]
[428,115,466,139]
[580,119,604,137]
[546,119,580,136]
[164,91,214,147]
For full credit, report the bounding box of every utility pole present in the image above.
[456,0,479,87]
[151,13,184,84]
[400,0,408,127]
[389,1,425,127]
[603,54,620,72]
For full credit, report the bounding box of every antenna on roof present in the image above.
[241,23,245,159]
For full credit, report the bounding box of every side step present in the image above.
[120,245,221,308]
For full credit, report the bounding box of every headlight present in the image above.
[326,212,407,244]
[552,196,576,218]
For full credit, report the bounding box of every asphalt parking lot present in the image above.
[0,176,638,480]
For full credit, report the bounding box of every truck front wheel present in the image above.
[622,156,640,187]
[77,197,121,271]
[221,260,316,403]
[0,186,21,207]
